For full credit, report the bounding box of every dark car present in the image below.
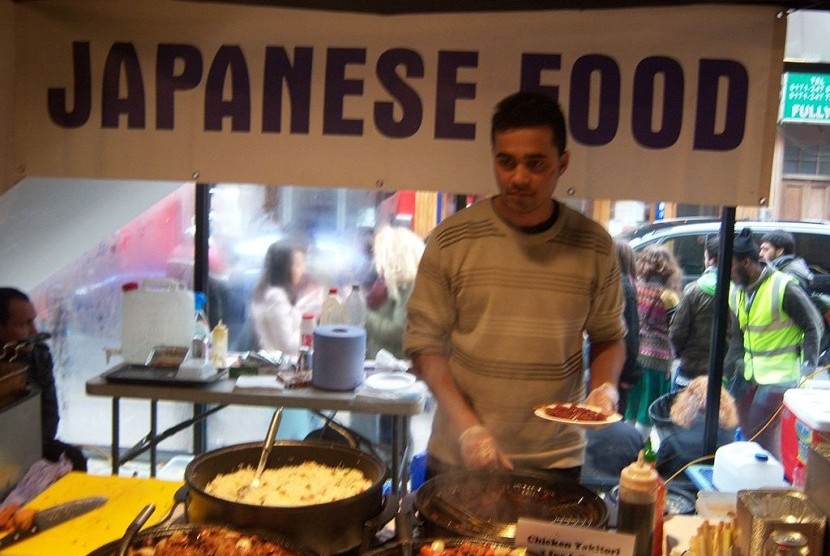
[617,218,830,292]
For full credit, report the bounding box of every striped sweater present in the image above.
[404,199,625,469]
[635,279,675,374]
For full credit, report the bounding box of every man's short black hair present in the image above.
[0,287,30,326]
[759,229,796,256]
[491,91,567,155]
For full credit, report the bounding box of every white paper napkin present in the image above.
[354,379,428,401]
[234,375,285,390]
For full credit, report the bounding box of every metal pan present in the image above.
[185,440,393,556]
[415,469,608,543]
[86,522,315,556]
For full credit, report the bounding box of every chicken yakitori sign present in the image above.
[12,0,785,204]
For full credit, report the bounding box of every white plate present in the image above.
[365,371,417,391]
[534,403,622,427]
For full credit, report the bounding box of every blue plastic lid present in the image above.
[194,291,207,310]
[754,452,769,462]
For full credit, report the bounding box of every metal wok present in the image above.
[414,469,609,543]
[185,440,394,556]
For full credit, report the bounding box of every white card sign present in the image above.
[516,517,635,556]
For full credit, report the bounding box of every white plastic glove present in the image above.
[458,425,503,469]
[585,382,619,415]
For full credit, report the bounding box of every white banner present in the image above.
[13,0,785,205]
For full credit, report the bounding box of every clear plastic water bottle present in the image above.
[342,284,367,327]
[319,287,343,325]
[194,291,210,340]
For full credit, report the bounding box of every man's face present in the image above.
[731,257,755,287]
[0,298,38,344]
[759,241,782,263]
[491,126,569,227]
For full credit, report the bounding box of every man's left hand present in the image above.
[585,382,619,415]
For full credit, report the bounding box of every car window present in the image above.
[624,223,830,288]
[793,233,830,274]
[662,233,708,287]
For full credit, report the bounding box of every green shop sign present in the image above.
[781,72,830,124]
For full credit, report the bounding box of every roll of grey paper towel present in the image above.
[312,325,366,391]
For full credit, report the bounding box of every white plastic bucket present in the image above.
[120,278,194,364]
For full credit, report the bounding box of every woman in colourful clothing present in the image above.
[625,245,682,441]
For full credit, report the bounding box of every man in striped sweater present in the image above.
[404,92,626,481]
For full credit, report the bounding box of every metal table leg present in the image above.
[391,415,411,494]
[150,399,158,478]
[111,396,120,476]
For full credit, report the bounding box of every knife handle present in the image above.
[0,524,41,550]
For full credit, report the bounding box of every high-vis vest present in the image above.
[729,271,803,384]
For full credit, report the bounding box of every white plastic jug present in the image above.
[712,441,785,492]
[120,278,195,364]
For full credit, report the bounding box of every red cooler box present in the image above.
[781,388,830,482]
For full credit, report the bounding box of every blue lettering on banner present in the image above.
[157,44,203,130]
[520,53,562,101]
[375,48,425,138]
[632,56,684,149]
[45,41,752,152]
[694,59,748,151]
[263,46,313,134]
[434,50,478,140]
[48,41,91,128]
[323,47,366,136]
[569,54,621,146]
[102,42,145,129]
[205,45,251,132]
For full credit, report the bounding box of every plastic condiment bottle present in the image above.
[617,450,659,556]
[210,320,228,368]
[300,313,315,348]
[643,438,667,556]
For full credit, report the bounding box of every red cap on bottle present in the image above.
[122,282,139,292]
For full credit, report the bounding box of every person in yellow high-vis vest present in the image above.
[727,229,824,460]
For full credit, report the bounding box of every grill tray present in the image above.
[415,469,608,543]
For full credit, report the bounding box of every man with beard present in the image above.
[727,229,823,459]
[404,92,625,480]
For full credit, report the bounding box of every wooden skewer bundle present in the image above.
[686,519,734,556]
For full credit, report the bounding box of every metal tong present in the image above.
[116,503,155,556]
[1,332,52,362]
[250,407,284,489]
[432,494,517,538]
